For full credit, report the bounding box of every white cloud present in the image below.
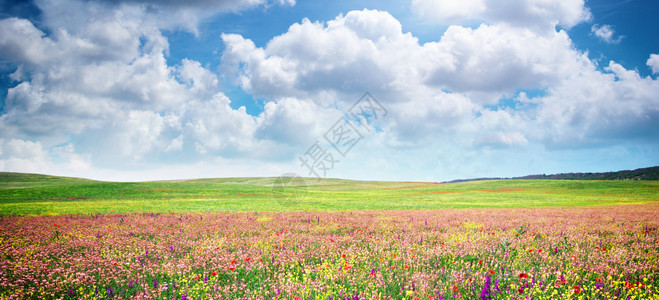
[0,18,55,65]
[221,9,420,100]
[387,90,477,143]
[475,132,528,147]
[255,97,336,146]
[412,0,591,32]
[591,24,623,44]
[0,4,657,181]
[0,139,50,173]
[411,0,486,24]
[183,94,258,156]
[0,138,91,174]
[422,24,589,102]
[51,144,92,172]
[221,8,658,152]
[222,10,595,104]
[0,0,278,171]
[34,0,294,36]
[535,61,659,147]
[648,54,659,75]
[178,59,220,98]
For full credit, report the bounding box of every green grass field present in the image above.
[1,172,657,215]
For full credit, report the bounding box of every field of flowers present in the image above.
[1,205,657,299]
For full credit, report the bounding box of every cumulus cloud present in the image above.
[422,24,589,102]
[0,0,287,173]
[411,0,591,32]
[0,138,50,172]
[0,13,186,140]
[221,9,417,100]
[221,8,659,152]
[0,3,656,180]
[591,24,623,44]
[648,54,659,75]
[34,0,294,36]
[535,61,659,147]
[222,9,596,104]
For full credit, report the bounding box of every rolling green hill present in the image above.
[0,172,657,215]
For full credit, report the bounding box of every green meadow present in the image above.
[1,172,657,215]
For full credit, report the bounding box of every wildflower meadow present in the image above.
[1,205,657,299]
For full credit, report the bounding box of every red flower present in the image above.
[404,265,410,270]
[330,238,335,243]
[573,286,581,294]
[519,273,528,279]
[390,266,396,270]
[259,258,264,263]
[518,287,524,294]
[451,285,459,292]
[293,297,301,300]
[210,271,217,276]
[229,266,236,271]
[244,257,251,262]
[231,260,237,265]
[489,270,495,275]
[342,254,347,258]
[478,260,482,265]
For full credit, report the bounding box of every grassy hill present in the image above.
[0,172,657,215]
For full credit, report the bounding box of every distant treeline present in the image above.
[447,166,659,183]
[514,166,659,180]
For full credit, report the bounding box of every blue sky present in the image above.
[0,0,657,181]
